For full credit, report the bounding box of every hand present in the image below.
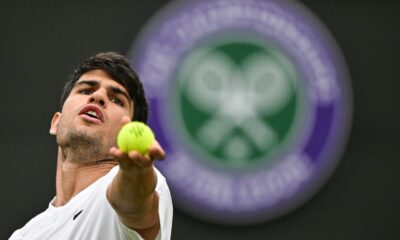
[109,116,165,170]
[109,141,165,169]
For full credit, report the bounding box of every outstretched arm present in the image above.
[107,137,165,240]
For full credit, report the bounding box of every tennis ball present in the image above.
[117,121,155,155]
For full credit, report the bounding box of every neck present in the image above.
[54,147,117,207]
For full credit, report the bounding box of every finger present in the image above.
[110,147,147,169]
[148,140,166,160]
[127,150,142,160]
[121,116,131,125]
[128,151,153,167]
[109,147,131,167]
[109,146,125,158]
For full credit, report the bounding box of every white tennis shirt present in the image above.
[9,166,173,240]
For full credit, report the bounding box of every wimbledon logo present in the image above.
[129,0,352,224]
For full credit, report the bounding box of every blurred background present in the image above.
[0,0,399,239]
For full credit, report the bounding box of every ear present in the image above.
[50,112,61,135]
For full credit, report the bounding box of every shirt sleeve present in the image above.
[117,220,145,240]
[154,168,173,240]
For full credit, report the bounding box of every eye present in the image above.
[111,97,124,106]
[78,89,93,95]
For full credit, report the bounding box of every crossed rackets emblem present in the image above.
[178,47,297,165]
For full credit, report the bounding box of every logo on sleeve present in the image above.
[73,210,83,221]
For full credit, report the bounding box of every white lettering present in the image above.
[235,153,312,210]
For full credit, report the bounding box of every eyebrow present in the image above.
[75,80,99,88]
[75,80,132,104]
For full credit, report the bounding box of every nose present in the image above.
[88,89,107,108]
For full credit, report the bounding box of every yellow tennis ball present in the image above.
[117,121,155,155]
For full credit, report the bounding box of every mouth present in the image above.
[79,105,104,123]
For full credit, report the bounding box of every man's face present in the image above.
[50,69,134,161]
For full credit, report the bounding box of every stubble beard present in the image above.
[57,127,113,164]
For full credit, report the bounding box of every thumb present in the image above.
[121,116,131,126]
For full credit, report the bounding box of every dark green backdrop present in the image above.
[1,0,399,239]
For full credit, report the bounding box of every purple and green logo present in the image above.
[129,0,352,224]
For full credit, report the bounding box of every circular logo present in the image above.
[129,0,352,225]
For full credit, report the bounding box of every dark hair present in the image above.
[60,52,148,123]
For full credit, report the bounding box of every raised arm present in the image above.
[107,141,165,240]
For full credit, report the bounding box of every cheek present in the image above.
[109,109,130,130]
[110,112,124,127]
[58,97,87,129]
[57,113,74,132]
[61,96,81,114]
